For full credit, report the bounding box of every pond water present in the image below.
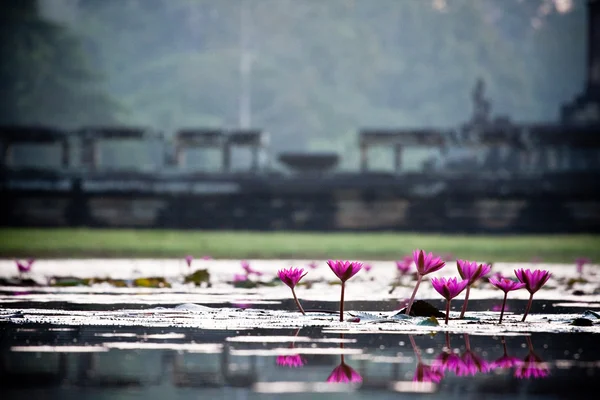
[1,259,599,399]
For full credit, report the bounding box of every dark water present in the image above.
[0,299,599,399]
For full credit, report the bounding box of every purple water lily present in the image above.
[15,259,35,276]
[489,277,526,323]
[327,260,363,321]
[457,260,491,318]
[514,268,551,322]
[241,260,263,276]
[575,257,591,275]
[184,255,193,268]
[430,277,469,324]
[405,250,446,316]
[278,267,308,315]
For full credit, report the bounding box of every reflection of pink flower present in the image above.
[492,355,523,369]
[515,337,550,379]
[413,363,444,383]
[491,303,510,312]
[515,353,550,379]
[457,351,490,376]
[326,362,362,383]
[276,355,306,368]
[457,335,489,376]
[432,351,462,374]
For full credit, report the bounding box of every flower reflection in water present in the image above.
[327,334,362,384]
[432,333,462,375]
[492,337,523,370]
[457,334,490,376]
[276,354,306,368]
[276,328,306,368]
[409,335,444,383]
[515,337,550,379]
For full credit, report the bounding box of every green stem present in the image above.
[405,275,423,316]
[291,288,305,315]
[499,292,508,324]
[522,292,534,322]
[339,282,345,322]
[445,299,450,325]
[460,285,471,319]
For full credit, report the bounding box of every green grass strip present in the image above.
[0,228,598,263]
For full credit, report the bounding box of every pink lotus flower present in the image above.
[414,250,445,276]
[184,255,193,268]
[404,250,446,316]
[489,277,526,324]
[326,361,362,383]
[514,269,551,322]
[276,354,306,368]
[201,255,212,260]
[278,267,308,315]
[15,259,35,275]
[233,273,248,282]
[457,260,492,318]
[395,260,412,275]
[308,261,319,269]
[327,260,363,322]
[241,260,263,276]
[430,277,469,324]
[575,257,591,275]
[278,267,307,289]
[363,264,372,273]
[327,260,363,283]
[515,338,549,379]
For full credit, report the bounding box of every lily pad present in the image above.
[417,316,440,326]
[183,269,210,287]
[134,277,171,288]
[394,300,445,318]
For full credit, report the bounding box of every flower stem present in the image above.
[460,285,471,319]
[339,282,345,322]
[499,292,508,324]
[522,292,534,322]
[291,288,306,315]
[405,275,422,316]
[464,334,471,351]
[445,299,450,325]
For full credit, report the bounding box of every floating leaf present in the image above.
[418,316,440,326]
[134,277,171,288]
[571,318,593,327]
[183,269,210,287]
[49,277,89,287]
[583,310,600,320]
[393,300,445,318]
